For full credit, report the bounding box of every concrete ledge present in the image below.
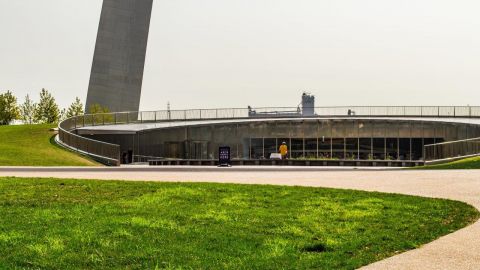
[148,159,423,167]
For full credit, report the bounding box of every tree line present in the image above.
[0,89,84,125]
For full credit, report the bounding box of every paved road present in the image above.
[1,166,479,270]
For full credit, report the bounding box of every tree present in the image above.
[89,104,112,124]
[59,108,67,122]
[19,94,37,124]
[34,88,60,124]
[0,90,20,125]
[89,103,110,114]
[66,97,84,118]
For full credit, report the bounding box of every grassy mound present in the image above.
[423,156,480,170]
[0,125,97,166]
[0,178,477,269]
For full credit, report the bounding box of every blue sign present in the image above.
[219,146,231,167]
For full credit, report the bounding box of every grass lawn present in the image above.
[0,178,478,269]
[0,124,97,166]
[420,156,480,170]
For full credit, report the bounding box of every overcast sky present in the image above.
[1,0,479,110]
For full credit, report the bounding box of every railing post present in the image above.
[127,113,129,123]
[75,134,79,151]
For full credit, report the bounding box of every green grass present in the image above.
[0,124,97,166]
[420,156,480,170]
[0,178,477,269]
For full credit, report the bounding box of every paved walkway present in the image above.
[1,166,479,269]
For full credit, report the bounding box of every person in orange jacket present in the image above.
[279,142,288,160]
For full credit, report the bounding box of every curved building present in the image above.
[58,106,480,166]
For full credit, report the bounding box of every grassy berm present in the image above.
[0,178,477,269]
[0,124,97,166]
[421,156,480,170]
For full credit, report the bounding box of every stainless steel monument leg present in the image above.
[85,0,153,113]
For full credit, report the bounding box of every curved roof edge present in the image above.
[77,116,480,135]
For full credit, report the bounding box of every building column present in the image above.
[303,138,305,158]
[384,138,387,160]
[262,137,265,159]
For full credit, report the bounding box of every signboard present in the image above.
[219,146,231,167]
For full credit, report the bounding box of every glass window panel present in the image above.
[386,138,398,160]
[373,138,385,160]
[290,139,304,159]
[305,139,318,159]
[264,138,277,159]
[318,137,331,159]
[399,138,410,160]
[332,138,345,159]
[411,138,423,160]
[345,138,358,160]
[359,138,372,160]
[250,138,263,159]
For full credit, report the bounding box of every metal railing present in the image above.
[58,116,121,166]
[424,137,480,161]
[73,106,480,128]
[58,105,480,166]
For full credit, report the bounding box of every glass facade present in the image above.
[110,118,476,162]
[246,137,442,160]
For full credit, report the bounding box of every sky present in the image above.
[1,0,479,111]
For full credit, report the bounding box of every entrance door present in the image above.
[186,141,209,159]
[165,142,184,158]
